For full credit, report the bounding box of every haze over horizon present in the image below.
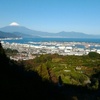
[0,0,100,35]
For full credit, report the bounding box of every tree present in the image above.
[88,52,100,59]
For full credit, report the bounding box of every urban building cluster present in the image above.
[1,41,100,61]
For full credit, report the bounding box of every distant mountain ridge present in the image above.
[0,31,20,38]
[0,25,100,38]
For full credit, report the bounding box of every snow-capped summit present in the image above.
[9,22,20,26]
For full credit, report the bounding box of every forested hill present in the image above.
[0,42,51,99]
[0,42,100,100]
[0,42,65,100]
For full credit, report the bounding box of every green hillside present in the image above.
[23,53,100,87]
[1,42,100,100]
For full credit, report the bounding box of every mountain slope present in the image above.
[0,25,100,38]
[0,26,52,36]
[0,31,20,38]
[56,31,97,38]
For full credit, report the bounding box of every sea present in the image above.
[2,38,100,44]
[1,38,100,50]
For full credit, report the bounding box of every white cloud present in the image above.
[9,22,20,26]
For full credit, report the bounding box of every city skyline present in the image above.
[0,0,100,35]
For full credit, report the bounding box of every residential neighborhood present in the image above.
[1,41,100,61]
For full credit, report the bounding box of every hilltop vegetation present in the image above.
[1,42,100,100]
[23,53,100,88]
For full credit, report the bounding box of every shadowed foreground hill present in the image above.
[0,42,48,99]
[0,42,66,100]
[0,42,100,100]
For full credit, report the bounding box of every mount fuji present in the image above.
[0,22,100,38]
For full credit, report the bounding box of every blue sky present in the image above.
[0,0,100,34]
